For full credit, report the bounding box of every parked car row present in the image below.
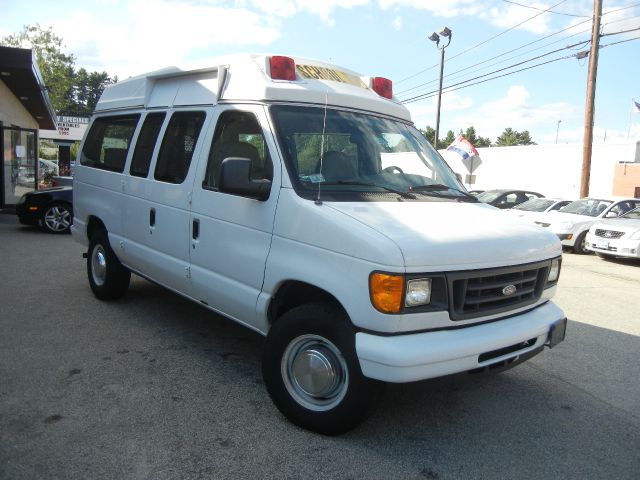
[473,189,640,259]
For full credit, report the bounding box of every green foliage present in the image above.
[1,24,116,115]
[421,125,492,149]
[495,128,536,146]
[459,126,492,147]
[420,126,437,146]
[442,130,456,147]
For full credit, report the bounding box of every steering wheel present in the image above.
[383,166,404,174]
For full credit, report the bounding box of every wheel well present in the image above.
[86,216,107,242]
[267,281,346,325]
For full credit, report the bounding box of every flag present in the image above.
[446,134,479,160]
[633,99,640,113]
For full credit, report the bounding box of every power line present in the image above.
[402,35,640,104]
[396,0,569,84]
[396,14,640,99]
[501,0,590,18]
[396,22,593,97]
[399,22,640,100]
[396,1,640,88]
[402,48,582,104]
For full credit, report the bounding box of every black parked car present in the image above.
[476,189,544,209]
[16,186,73,234]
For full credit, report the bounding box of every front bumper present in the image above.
[15,204,39,226]
[356,301,566,383]
[585,233,640,258]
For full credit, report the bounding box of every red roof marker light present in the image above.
[270,56,296,81]
[371,77,393,99]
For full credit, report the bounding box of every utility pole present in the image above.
[580,0,602,198]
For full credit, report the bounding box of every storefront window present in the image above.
[3,128,37,205]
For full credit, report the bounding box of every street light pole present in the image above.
[555,120,562,144]
[429,27,452,150]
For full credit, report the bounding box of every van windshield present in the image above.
[270,105,466,201]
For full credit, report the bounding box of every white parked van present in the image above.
[72,54,566,434]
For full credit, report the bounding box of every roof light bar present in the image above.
[371,77,393,99]
[270,56,296,81]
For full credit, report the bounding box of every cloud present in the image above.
[449,85,578,141]
[406,90,474,128]
[49,0,282,77]
[480,3,553,34]
[378,0,481,19]
[250,0,370,24]
[392,15,403,31]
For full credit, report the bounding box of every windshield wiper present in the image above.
[409,184,478,202]
[320,180,417,199]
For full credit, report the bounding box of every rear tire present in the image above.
[87,229,130,300]
[262,302,383,435]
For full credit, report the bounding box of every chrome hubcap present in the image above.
[282,334,348,411]
[91,245,107,286]
[44,206,71,231]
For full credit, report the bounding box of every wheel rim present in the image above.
[281,334,349,411]
[44,206,71,232]
[91,244,107,287]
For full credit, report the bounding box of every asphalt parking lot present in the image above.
[1,214,639,480]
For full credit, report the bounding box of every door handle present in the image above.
[149,208,156,227]
[192,219,200,240]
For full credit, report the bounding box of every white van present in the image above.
[72,54,566,434]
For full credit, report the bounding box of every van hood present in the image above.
[327,201,560,270]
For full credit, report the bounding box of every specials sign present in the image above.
[40,115,90,141]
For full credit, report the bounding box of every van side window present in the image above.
[203,111,272,189]
[154,111,206,184]
[130,112,166,177]
[80,115,140,172]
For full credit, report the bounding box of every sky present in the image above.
[1,0,639,145]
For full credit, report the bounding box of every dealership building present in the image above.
[0,46,57,208]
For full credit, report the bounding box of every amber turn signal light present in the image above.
[370,272,404,313]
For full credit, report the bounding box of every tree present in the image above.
[420,126,437,146]
[495,128,536,146]
[460,126,492,147]
[442,130,456,147]
[74,68,117,116]
[420,126,457,148]
[1,24,75,113]
[1,24,116,115]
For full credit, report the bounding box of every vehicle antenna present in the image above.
[315,89,329,205]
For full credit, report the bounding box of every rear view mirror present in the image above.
[218,157,271,201]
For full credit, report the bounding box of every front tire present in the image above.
[41,202,72,234]
[572,231,588,254]
[87,229,130,300]
[262,302,382,435]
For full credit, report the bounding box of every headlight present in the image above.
[630,231,640,240]
[547,258,561,283]
[370,273,436,313]
[559,222,575,230]
[17,194,27,205]
[405,278,432,307]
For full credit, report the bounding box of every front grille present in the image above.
[448,261,550,321]
[595,229,624,239]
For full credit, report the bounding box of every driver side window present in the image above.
[203,111,272,189]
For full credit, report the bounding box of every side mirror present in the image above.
[605,211,617,218]
[218,157,271,201]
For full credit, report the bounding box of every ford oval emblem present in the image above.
[502,285,517,296]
